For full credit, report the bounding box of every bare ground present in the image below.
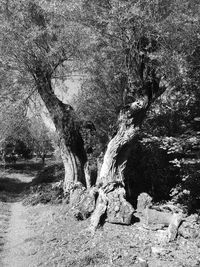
[0,165,200,267]
[2,202,31,267]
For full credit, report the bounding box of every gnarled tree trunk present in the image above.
[35,71,87,193]
[88,60,168,230]
[90,96,150,231]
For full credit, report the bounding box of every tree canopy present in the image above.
[0,0,200,215]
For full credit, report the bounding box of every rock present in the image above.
[142,208,183,242]
[178,214,200,239]
[145,209,172,226]
[106,187,134,225]
[167,213,183,241]
[151,246,166,255]
[137,193,152,213]
[134,257,149,267]
[156,230,168,243]
[72,187,97,220]
[110,248,122,261]
[70,182,85,206]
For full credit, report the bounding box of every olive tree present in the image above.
[0,0,92,191]
[77,0,200,229]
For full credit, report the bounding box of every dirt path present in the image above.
[2,202,33,267]
[0,170,36,267]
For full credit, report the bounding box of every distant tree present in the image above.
[14,140,32,160]
[28,116,54,164]
[0,105,54,164]
[0,100,27,162]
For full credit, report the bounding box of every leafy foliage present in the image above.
[0,0,199,212]
[28,116,54,161]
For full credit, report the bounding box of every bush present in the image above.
[124,137,180,207]
[126,134,200,213]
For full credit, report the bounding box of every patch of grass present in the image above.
[23,184,65,206]
[0,160,65,204]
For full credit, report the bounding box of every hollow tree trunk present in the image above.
[34,71,87,193]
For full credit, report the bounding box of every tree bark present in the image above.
[98,96,148,184]
[88,63,168,230]
[84,161,92,188]
[89,96,149,231]
[34,70,87,193]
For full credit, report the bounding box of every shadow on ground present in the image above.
[0,162,44,176]
[0,177,29,193]
[0,161,65,204]
[0,161,45,203]
[0,176,31,203]
[31,162,64,185]
[23,162,65,206]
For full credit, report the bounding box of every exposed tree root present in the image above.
[90,182,134,233]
